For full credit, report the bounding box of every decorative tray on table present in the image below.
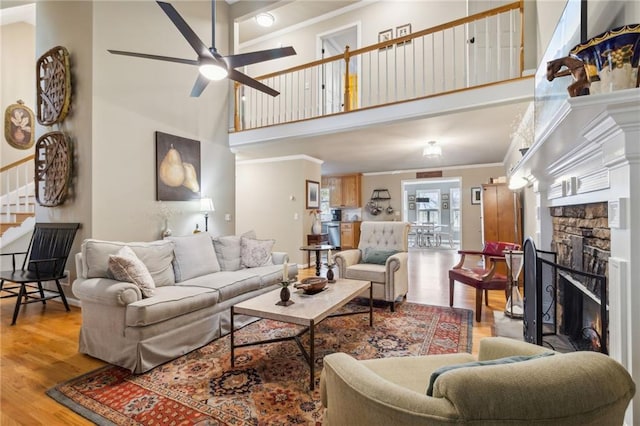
[294,277,328,295]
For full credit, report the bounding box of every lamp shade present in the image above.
[200,198,215,212]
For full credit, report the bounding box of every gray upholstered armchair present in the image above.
[334,221,410,311]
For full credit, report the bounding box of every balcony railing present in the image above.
[233,1,524,132]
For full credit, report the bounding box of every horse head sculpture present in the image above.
[546,56,590,97]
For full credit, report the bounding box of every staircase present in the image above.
[1,155,36,246]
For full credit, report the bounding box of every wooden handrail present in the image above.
[252,1,522,82]
[233,0,524,132]
[0,155,34,173]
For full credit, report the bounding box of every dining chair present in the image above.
[0,222,80,325]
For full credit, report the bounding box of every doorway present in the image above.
[317,23,360,115]
[402,178,461,249]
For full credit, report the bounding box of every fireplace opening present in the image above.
[523,239,608,354]
[523,202,609,354]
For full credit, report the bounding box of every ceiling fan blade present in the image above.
[229,69,279,97]
[156,1,213,59]
[224,46,297,69]
[108,50,199,66]
[190,73,211,97]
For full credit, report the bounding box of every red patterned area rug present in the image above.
[48,302,472,425]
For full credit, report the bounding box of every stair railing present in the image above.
[1,155,35,222]
[233,1,524,132]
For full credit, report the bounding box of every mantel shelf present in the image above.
[509,88,640,184]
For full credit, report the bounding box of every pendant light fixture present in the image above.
[422,141,442,158]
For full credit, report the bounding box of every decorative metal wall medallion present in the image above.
[36,46,71,125]
[4,100,35,149]
[35,131,71,207]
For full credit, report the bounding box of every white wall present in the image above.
[35,1,94,287]
[362,164,504,250]
[92,1,234,241]
[240,1,468,75]
[1,21,35,167]
[32,1,236,288]
[236,156,322,266]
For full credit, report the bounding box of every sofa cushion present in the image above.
[240,237,275,268]
[168,233,220,282]
[82,239,175,286]
[426,352,555,396]
[125,285,219,327]
[361,248,399,265]
[212,230,256,271]
[246,263,293,288]
[108,246,156,297]
[345,263,386,283]
[176,270,262,302]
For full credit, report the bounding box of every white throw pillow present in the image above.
[108,246,156,297]
[167,232,220,282]
[240,236,275,268]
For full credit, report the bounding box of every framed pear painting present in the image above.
[155,131,201,201]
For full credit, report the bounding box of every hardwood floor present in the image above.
[0,248,504,425]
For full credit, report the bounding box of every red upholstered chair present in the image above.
[448,241,521,322]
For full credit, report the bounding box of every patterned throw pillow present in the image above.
[108,246,156,297]
[212,230,256,271]
[240,236,275,268]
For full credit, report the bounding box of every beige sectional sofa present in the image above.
[72,232,298,373]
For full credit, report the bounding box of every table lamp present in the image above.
[200,197,215,232]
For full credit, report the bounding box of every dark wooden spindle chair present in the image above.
[1,223,80,325]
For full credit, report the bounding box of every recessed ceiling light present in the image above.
[255,12,275,28]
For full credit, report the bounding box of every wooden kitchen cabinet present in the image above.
[340,221,361,249]
[321,174,361,207]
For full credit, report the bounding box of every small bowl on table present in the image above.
[295,277,328,295]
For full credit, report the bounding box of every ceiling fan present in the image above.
[108,1,296,97]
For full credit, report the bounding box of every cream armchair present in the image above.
[320,337,636,426]
[334,221,410,311]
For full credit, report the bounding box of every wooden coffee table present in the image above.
[230,278,372,390]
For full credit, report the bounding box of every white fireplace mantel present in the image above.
[512,87,639,425]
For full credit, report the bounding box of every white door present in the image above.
[319,24,359,115]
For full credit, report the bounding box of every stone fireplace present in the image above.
[510,89,639,424]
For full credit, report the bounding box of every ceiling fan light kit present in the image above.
[199,63,227,81]
[108,1,295,97]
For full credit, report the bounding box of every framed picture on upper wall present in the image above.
[378,29,393,50]
[396,23,412,45]
[306,180,320,209]
[471,187,482,205]
[156,131,201,201]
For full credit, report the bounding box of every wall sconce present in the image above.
[200,197,215,232]
[422,141,442,158]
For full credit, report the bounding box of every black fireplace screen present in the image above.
[523,237,608,354]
